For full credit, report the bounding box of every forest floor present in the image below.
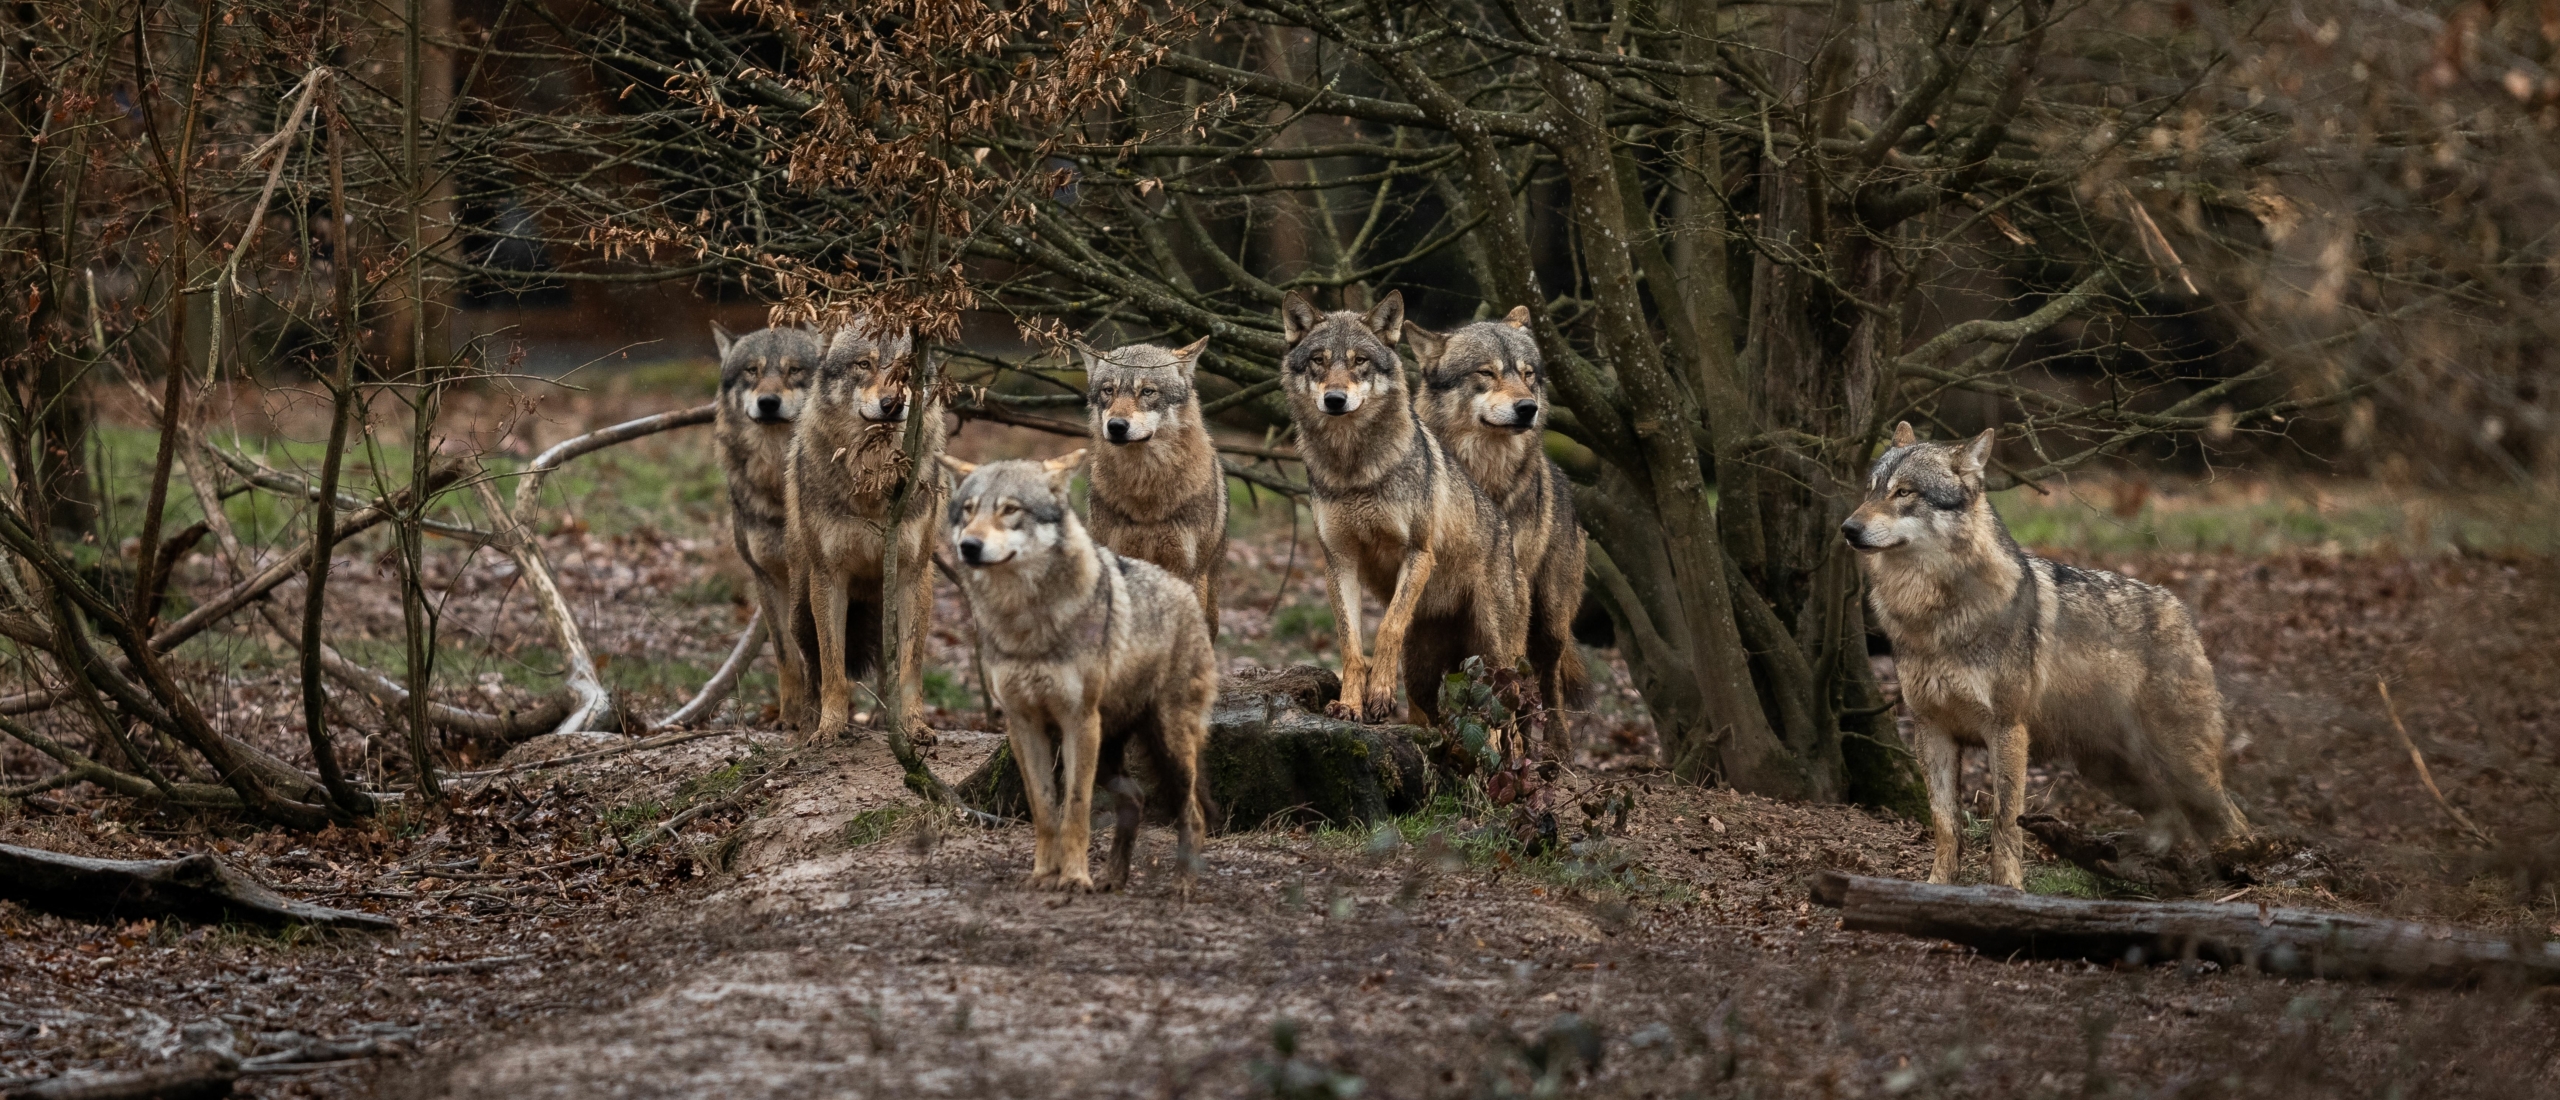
[4,383,2557,1097]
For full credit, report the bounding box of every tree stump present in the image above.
[956,665,1438,830]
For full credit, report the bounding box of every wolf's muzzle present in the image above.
[1321,390,1352,414]
[958,536,987,565]
[1840,519,1887,551]
[1105,417,1132,443]
[754,394,785,421]
[1509,399,1540,429]
[866,394,907,421]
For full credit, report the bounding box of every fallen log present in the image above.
[4,1049,239,1100]
[0,843,395,932]
[958,665,1436,829]
[1809,871,2560,986]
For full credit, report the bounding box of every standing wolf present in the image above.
[712,324,825,726]
[1843,423,2249,888]
[785,322,943,741]
[1403,307,1588,740]
[1083,337,1228,637]
[940,451,1215,892]
[1279,290,1525,724]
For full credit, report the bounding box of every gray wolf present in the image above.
[1404,307,1589,744]
[939,451,1214,892]
[1278,289,1526,724]
[1843,423,2248,888]
[712,324,824,725]
[784,322,944,740]
[1082,336,1228,637]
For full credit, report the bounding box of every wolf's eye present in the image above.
[1350,352,1368,366]
[1139,386,1158,398]
[1475,369,1497,381]
[1891,487,1915,500]
[998,502,1019,517]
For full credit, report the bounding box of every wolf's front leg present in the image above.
[1363,549,1437,722]
[1050,706,1105,892]
[809,572,855,740]
[1321,554,1370,721]
[766,567,811,730]
[1988,721,2031,889]
[1917,721,1964,884]
[1006,711,1063,888]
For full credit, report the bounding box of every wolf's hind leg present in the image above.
[1988,721,2031,889]
[1918,722,1964,884]
[1150,692,1211,885]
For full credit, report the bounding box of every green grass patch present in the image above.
[2024,861,2107,899]
[922,667,975,712]
[1270,601,1332,642]
[840,806,913,848]
[1994,477,2560,556]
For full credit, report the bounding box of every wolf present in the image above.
[1403,307,1589,740]
[1083,336,1228,637]
[1279,290,1526,724]
[1843,423,2249,888]
[712,324,825,726]
[939,451,1215,892]
[784,321,944,741]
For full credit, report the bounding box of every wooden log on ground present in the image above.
[0,843,395,932]
[1809,871,2560,986]
[5,1049,239,1100]
[956,665,1437,830]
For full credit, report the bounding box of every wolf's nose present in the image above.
[877,394,905,418]
[1511,399,1540,423]
[1839,519,1864,546]
[1106,418,1130,442]
[755,394,782,417]
[1321,391,1350,414]
[958,537,985,564]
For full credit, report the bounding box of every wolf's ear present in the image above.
[879,328,915,365]
[1400,320,1447,368]
[1172,335,1211,376]
[1281,292,1322,345]
[1502,305,1532,329]
[937,454,979,478]
[1363,289,1405,337]
[1041,449,1088,490]
[1891,421,1918,448]
[1956,428,1997,477]
[710,323,735,359]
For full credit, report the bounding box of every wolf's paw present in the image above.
[905,725,939,749]
[1359,688,1398,724]
[1041,872,1095,894]
[1323,699,1363,721]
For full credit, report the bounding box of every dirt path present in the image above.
[380,736,2557,1100]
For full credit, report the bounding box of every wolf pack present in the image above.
[714,291,2247,895]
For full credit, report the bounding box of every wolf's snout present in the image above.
[958,537,986,565]
[1841,518,1875,550]
[876,393,905,419]
[1105,417,1131,443]
[1321,390,1351,414]
[754,394,783,419]
[1510,399,1540,426]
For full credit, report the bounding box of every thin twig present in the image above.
[2377,679,2495,847]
